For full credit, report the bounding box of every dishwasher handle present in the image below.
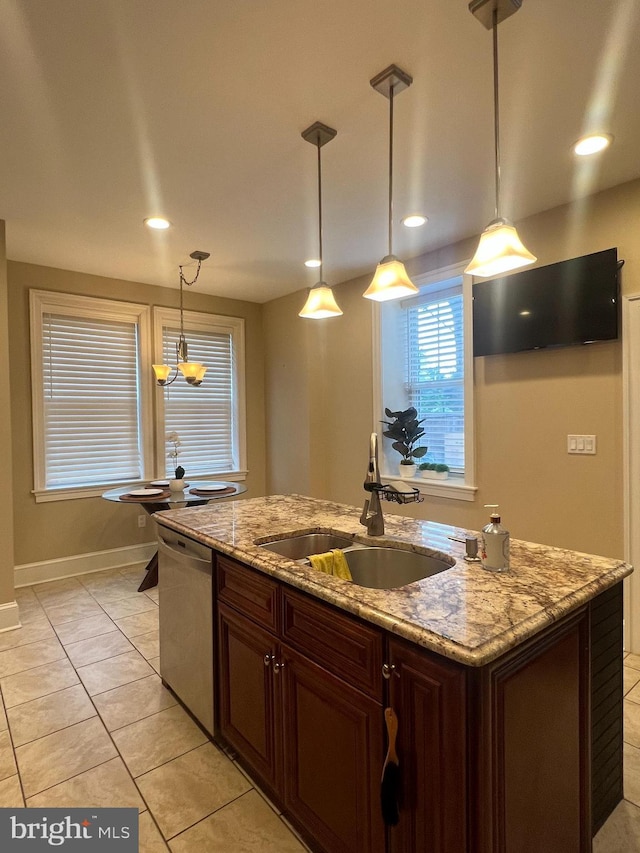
[157,535,212,573]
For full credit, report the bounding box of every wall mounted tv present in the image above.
[472,247,620,357]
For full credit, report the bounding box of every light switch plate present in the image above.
[567,434,596,455]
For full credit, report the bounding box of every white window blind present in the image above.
[42,313,143,487]
[405,283,465,472]
[162,325,235,476]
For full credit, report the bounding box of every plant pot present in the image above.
[399,463,416,478]
[420,470,449,480]
[169,478,186,492]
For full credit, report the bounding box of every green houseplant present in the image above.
[381,407,428,476]
[418,461,450,480]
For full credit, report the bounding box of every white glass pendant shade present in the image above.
[178,361,206,383]
[299,283,343,319]
[362,255,419,302]
[464,219,536,278]
[152,364,172,383]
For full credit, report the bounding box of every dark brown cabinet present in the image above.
[215,552,619,853]
[217,602,282,793]
[282,645,385,853]
[217,556,386,853]
[470,608,591,853]
[386,637,467,853]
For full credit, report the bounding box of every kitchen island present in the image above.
[154,494,632,853]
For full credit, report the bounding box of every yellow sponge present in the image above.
[308,549,352,581]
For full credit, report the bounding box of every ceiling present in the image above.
[1,0,639,303]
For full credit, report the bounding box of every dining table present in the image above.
[101,480,247,591]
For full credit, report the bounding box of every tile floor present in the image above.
[1,566,639,851]
[0,565,309,852]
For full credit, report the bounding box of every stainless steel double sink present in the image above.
[257,532,454,590]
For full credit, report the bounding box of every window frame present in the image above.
[30,290,154,502]
[152,306,247,480]
[373,261,477,501]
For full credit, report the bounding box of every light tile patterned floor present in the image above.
[2,567,639,851]
[0,566,309,852]
[593,654,640,852]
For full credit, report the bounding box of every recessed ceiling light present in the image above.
[304,258,322,268]
[573,134,613,156]
[144,217,172,230]
[402,214,428,228]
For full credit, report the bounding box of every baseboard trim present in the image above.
[14,542,156,588]
[0,601,21,633]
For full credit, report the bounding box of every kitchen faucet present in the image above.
[360,432,385,536]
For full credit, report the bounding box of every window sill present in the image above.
[32,471,248,503]
[381,474,477,502]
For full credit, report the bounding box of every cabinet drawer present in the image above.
[217,556,280,633]
[282,589,383,701]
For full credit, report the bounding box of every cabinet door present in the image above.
[281,645,386,853]
[387,637,467,853]
[475,609,590,853]
[217,603,281,794]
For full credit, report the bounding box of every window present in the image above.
[405,281,464,471]
[376,263,476,500]
[30,291,246,502]
[153,307,246,478]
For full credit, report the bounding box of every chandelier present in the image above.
[152,250,210,387]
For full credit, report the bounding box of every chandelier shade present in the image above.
[299,283,343,319]
[464,218,536,278]
[362,255,419,301]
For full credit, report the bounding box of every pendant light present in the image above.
[465,0,536,278]
[152,250,210,386]
[299,122,342,319]
[363,65,419,302]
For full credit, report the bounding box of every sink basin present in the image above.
[258,533,355,560]
[344,547,454,589]
[257,533,454,590]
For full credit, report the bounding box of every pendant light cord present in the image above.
[492,8,501,221]
[317,133,324,282]
[177,257,203,355]
[179,270,185,338]
[388,83,395,256]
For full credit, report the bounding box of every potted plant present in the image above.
[418,461,450,480]
[167,431,186,491]
[381,407,428,477]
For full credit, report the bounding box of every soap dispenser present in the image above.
[480,505,510,572]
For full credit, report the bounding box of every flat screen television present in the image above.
[472,247,620,357]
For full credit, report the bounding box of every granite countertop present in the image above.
[154,493,632,666]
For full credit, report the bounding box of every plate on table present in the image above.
[149,480,170,487]
[193,484,230,492]
[128,488,164,497]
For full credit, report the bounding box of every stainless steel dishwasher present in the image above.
[157,525,214,736]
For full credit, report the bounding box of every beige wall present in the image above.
[9,261,267,567]
[7,177,638,579]
[265,179,640,559]
[0,223,15,605]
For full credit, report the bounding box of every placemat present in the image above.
[189,486,236,497]
[119,490,171,502]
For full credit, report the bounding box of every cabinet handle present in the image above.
[273,661,285,674]
[264,653,275,667]
[382,663,399,680]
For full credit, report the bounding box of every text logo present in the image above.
[0,809,138,850]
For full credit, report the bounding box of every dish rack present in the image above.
[366,483,423,505]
